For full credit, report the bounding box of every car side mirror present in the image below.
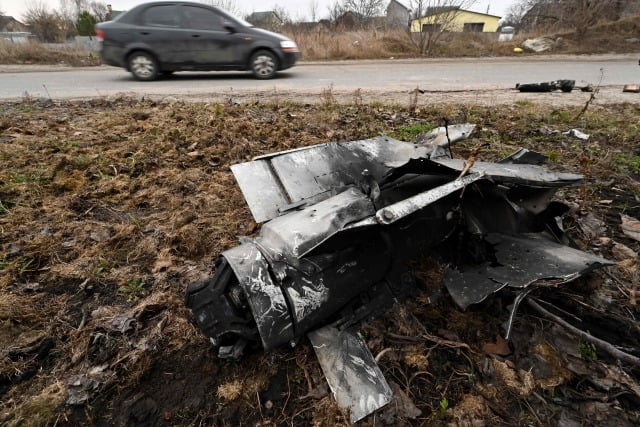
[223,22,236,33]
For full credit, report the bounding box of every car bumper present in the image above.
[100,44,126,68]
[279,51,299,70]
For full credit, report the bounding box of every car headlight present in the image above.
[280,40,298,52]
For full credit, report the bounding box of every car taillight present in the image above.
[96,29,105,42]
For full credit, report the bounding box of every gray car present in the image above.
[96,1,300,81]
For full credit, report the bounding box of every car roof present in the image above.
[131,1,220,8]
[117,1,226,23]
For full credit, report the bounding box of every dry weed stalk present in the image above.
[574,68,604,121]
[320,84,336,106]
[408,86,420,113]
[353,88,363,106]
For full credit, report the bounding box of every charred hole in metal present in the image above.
[186,131,613,420]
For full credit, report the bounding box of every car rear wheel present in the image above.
[128,51,158,81]
[250,50,278,79]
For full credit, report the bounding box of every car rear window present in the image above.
[182,6,224,31]
[141,5,180,27]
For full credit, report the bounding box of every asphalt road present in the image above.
[0,55,637,101]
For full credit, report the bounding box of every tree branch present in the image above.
[527,299,640,368]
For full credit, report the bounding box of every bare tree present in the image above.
[341,0,385,18]
[407,0,477,55]
[272,4,292,24]
[502,0,536,29]
[24,0,76,42]
[58,0,76,20]
[326,0,383,28]
[89,1,108,21]
[519,0,621,35]
[556,0,618,36]
[327,0,346,23]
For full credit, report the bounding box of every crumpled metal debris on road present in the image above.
[515,80,594,93]
[516,80,576,92]
[186,124,611,422]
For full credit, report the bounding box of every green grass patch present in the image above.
[392,122,436,141]
[615,153,640,174]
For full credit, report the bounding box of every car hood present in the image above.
[248,27,290,42]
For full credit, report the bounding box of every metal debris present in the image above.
[444,233,611,310]
[186,126,611,421]
[516,80,575,93]
[563,129,590,141]
[309,324,393,423]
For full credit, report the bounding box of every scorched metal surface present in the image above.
[185,126,611,422]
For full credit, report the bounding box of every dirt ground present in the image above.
[0,96,638,426]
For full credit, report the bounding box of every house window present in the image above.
[463,22,484,32]
[422,23,442,33]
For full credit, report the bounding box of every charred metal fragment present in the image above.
[309,324,393,423]
[516,80,575,92]
[444,233,613,310]
[186,128,611,421]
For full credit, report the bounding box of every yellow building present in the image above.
[410,7,501,33]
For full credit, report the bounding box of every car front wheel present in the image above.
[128,51,158,81]
[250,50,278,79]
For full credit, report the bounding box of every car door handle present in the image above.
[140,31,150,35]
[191,34,201,38]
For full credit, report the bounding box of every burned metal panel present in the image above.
[266,137,418,202]
[419,123,476,147]
[499,148,548,165]
[231,136,432,223]
[376,173,484,224]
[381,158,462,186]
[343,137,431,166]
[507,187,557,215]
[445,233,614,310]
[432,158,583,187]
[284,276,331,328]
[230,161,291,223]
[188,131,615,423]
[257,187,375,259]
[414,123,477,158]
[222,244,294,350]
[280,236,393,333]
[308,324,393,423]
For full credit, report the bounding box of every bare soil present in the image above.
[0,97,639,426]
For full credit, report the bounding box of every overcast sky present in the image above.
[2,0,514,22]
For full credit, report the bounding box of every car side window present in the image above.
[182,6,224,31]
[141,5,180,27]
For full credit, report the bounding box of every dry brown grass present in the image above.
[550,14,640,54]
[0,98,638,425]
[0,382,66,427]
[0,40,100,66]
[429,32,520,57]
[286,28,416,60]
